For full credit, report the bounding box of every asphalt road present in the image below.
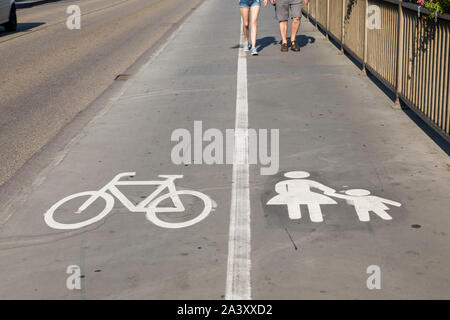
[0,0,449,299]
[0,0,204,186]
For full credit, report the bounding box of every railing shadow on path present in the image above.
[306,8,449,155]
[364,69,450,155]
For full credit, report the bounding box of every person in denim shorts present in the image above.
[270,0,308,52]
[239,0,268,55]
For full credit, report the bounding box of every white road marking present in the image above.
[267,171,402,222]
[44,173,213,230]
[329,189,401,222]
[225,19,252,300]
[267,171,337,223]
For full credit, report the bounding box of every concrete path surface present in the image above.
[0,0,449,299]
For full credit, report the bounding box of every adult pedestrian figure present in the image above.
[270,0,308,52]
[267,171,336,222]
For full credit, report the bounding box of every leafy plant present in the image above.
[416,0,450,15]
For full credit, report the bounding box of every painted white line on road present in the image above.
[225,19,251,300]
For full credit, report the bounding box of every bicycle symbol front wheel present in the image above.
[145,190,213,229]
[44,191,114,230]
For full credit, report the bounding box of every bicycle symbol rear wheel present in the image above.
[44,191,114,230]
[145,190,212,229]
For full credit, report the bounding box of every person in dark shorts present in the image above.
[270,0,308,52]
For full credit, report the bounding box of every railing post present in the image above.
[315,0,318,29]
[340,0,345,54]
[307,1,310,21]
[394,0,405,108]
[326,0,330,39]
[362,0,368,75]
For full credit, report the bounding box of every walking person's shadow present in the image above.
[231,36,277,51]
[288,35,315,48]
[255,35,316,52]
[255,36,277,52]
[231,35,315,52]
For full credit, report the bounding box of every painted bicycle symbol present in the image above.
[44,172,214,230]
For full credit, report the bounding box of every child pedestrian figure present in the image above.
[329,189,402,222]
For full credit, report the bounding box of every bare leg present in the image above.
[308,204,324,222]
[240,8,250,44]
[279,21,288,44]
[287,203,302,220]
[291,17,301,43]
[250,6,260,48]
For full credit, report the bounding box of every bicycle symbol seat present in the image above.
[44,172,215,230]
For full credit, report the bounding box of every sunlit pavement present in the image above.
[0,0,449,299]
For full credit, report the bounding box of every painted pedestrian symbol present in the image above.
[267,171,337,222]
[330,189,401,222]
[267,171,401,223]
[44,172,215,230]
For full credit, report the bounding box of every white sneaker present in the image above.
[243,42,250,52]
[251,47,258,56]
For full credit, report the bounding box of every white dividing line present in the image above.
[225,19,251,300]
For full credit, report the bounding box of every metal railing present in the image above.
[302,0,450,141]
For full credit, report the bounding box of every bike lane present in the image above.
[0,0,239,299]
[248,7,450,298]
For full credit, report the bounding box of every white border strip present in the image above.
[225,19,251,300]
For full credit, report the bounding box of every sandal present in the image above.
[291,41,300,52]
